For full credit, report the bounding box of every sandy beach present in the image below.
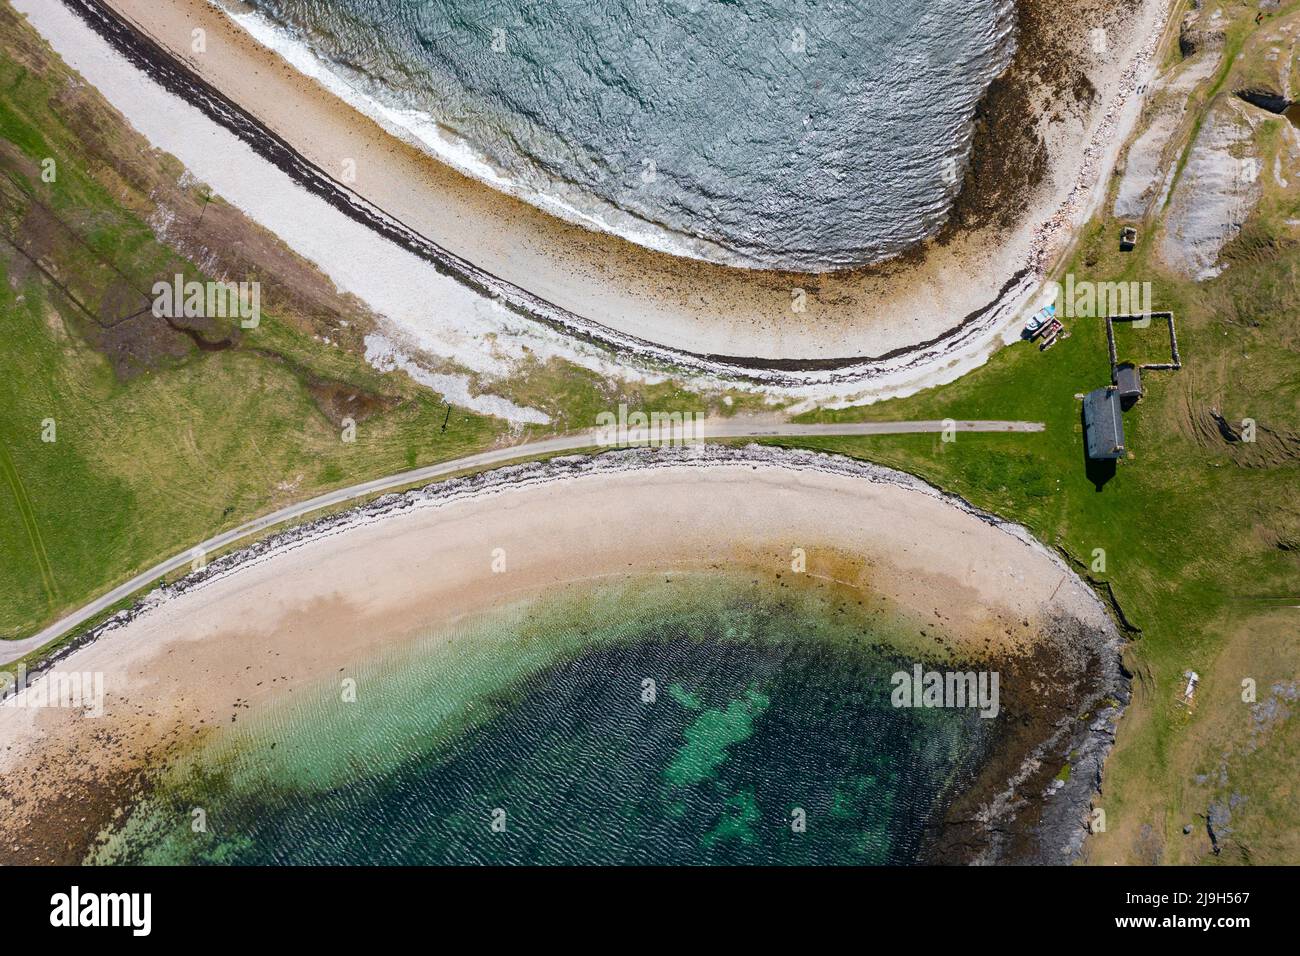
[0,445,1124,863]
[33,0,1174,391]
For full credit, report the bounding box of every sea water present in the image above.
[89,571,998,864]
[236,0,1016,270]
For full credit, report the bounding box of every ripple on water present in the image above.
[89,572,1000,865]
[238,0,1016,270]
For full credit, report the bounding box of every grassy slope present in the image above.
[0,3,742,646]
[0,30,502,635]
[777,2,1300,863]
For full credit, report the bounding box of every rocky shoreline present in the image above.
[930,617,1129,864]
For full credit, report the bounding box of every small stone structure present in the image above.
[1115,363,1143,408]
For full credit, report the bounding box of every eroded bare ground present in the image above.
[0,0,394,419]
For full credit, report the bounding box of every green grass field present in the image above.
[0,18,505,634]
[0,0,745,649]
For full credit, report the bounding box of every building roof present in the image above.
[1115,363,1143,397]
[1084,387,1126,459]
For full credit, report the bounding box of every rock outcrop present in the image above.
[1158,99,1262,280]
[1179,5,1228,58]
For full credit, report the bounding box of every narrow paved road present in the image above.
[2,420,1043,664]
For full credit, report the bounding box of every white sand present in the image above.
[0,447,1116,782]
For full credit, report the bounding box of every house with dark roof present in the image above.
[1083,387,1126,459]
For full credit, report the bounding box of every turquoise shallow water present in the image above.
[90,572,998,864]
[242,0,1015,269]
